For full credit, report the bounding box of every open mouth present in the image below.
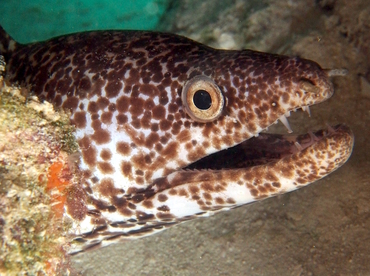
[184,123,353,171]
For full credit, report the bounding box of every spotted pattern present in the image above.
[0,26,353,255]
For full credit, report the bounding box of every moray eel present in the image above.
[0,26,354,254]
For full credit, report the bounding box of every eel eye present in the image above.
[181,75,224,122]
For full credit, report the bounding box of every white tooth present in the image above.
[326,124,335,134]
[302,106,311,117]
[308,131,319,141]
[295,142,303,151]
[285,111,291,117]
[279,115,293,133]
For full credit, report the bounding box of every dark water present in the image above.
[0,0,167,43]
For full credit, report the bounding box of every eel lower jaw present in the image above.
[184,124,354,172]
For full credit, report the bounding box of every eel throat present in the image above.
[0,26,354,254]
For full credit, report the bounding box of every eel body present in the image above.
[0,26,354,254]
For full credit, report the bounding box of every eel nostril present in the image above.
[299,77,316,86]
[299,78,320,94]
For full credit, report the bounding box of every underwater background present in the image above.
[1,0,370,275]
[0,0,167,43]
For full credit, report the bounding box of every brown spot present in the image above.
[272,182,281,188]
[226,198,236,204]
[160,135,169,145]
[161,141,178,158]
[142,200,154,209]
[201,182,215,192]
[159,92,169,105]
[178,188,189,197]
[171,122,181,135]
[90,198,116,212]
[116,95,130,113]
[280,164,295,178]
[152,105,166,120]
[159,119,172,131]
[264,183,275,192]
[144,154,152,164]
[185,142,192,151]
[117,142,131,155]
[128,193,144,203]
[266,172,279,182]
[168,103,178,113]
[105,81,123,98]
[79,136,97,166]
[116,114,128,124]
[131,153,149,169]
[156,212,174,220]
[169,188,177,195]
[97,97,110,109]
[97,162,115,174]
[177,129,190,143]
[202,141,210,148]
[91,128,111,144]
[90,217,106,225]
[197,199,206,206]
[281,92,290,104]
[189,185,200,195]
[129,97,145,116]
[101,112,113,124]
[132,118,141,129]
[108,103,116,112]
[73,111,87,128]
[98,178,123,197]
[144,98,155,110]
[215,197,225,205]
[135,176,144,185]
[100,149,112,161]
[135,170,144,176]
[145,132,160,148]
[88,101,99,113]
[121,161,132,178]
[158,194,168,202]
[119,208,133,216]
[155,143,163,152]
[112,196,127,208]
[243,172,254,181]
[249,188,259,197]
[258,185,267,194]
[151,123,159,132]
[157,205,170,212]
[203,192,212,200]
[136,211,155,221]
[187,148,206,162]
[62,96,79,111]
[140,111,152,129]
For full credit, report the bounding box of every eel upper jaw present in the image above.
[182,72,339,173]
